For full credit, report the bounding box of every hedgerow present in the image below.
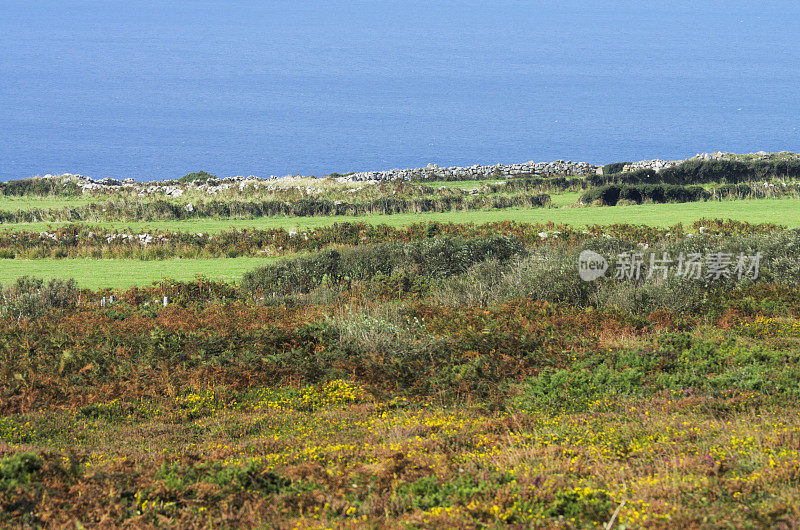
[0,193,551,223]
[587,158,800,186]
[580,184,709,205]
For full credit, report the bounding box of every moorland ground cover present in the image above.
[3,159,800,527]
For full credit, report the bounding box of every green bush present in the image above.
[157,460,290,494]
[0,277,79,320]
[602,162,629,175]
[433,230,800,314]
[395,474,503,511]
[241,235,526,297]
[580,184,709,206]
[588,158,800,187]
[178,170,215,183]
[0,452,43,490]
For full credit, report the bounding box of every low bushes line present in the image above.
[0,194,551,223]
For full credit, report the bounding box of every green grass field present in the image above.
[0,257,275,289]
[2,196,798,287]
[549,191,582,207]
[3,197,798,234]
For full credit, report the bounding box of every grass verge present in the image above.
[0,257,275,289]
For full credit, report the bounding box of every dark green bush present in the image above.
[178,170,215,183]
[588,159,800,187]
[580,184,709,205]
[602,162,629,175]
[241,235,526,296]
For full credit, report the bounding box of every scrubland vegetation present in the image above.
[3,159,800,527]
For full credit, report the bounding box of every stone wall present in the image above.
[337,160,599,182]
[41,151,800,194]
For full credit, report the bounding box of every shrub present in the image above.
[602,162,629,175]
[0,452,43,490]
[0,277,79,320]
[588,158,800,187]
[432,230,800,314]
[241,235,526,297]
[580,184,709,206]
[178,170,215,183]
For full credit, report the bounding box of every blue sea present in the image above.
[1,0,799,180]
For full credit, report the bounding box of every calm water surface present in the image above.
[1,0,799,180]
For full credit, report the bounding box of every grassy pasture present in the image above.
[1,195,796,287]
[1,196,798,234]
[0,257,275,289]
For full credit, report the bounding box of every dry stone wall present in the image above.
[38,151,800,195]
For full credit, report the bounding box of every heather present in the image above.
[3,222,800,527]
